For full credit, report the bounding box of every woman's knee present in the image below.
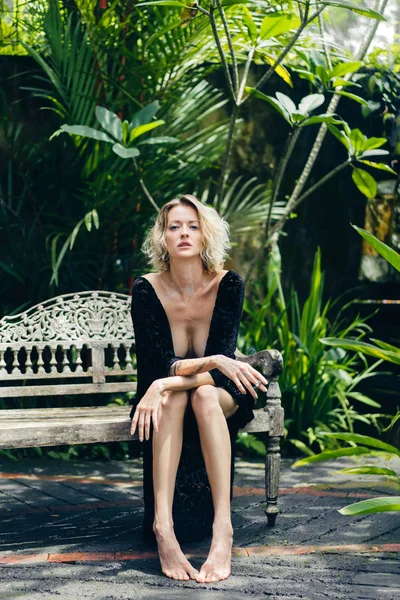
[190,385,222,420]
[162,389,189,412]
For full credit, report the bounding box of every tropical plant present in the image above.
[292,228,400,515]
[239,246,391,455]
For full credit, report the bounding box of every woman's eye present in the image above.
[191,226,198,230]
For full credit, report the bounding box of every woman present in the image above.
[130,194,268,583]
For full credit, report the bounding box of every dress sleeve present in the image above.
[207,270,246,396]
[131,278,183,384]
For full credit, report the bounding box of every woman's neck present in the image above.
[167,259,208,298]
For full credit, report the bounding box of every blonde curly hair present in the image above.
[142,194,230,273]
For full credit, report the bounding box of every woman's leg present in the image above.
[190,385,239,583]
[152,389,198,581]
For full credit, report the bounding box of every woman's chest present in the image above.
[163,295,217,358]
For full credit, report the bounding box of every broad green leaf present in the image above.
[327,124,350,151]
[91,209,99,229]
[137,136,178,145]
[329,60,362,78]
[346,391,381,408]
[69,219,84,250]
[84,211,92,232]
[359,149,389,158]
[320,336,400,365]
[292,446,371,468]
[352,168,377,199]
[358,160,396,175]
[349,128,366,153]
[331,79,361,88]
[301,114,342,126]
[136,1,189,6]
[95,106,122,142]
[338,497,400,516]
[129,101,159,131]
[260,14,301,39]
[298,94,325,115]
[129,120,165,142]
[55,124,113,143]
[242,6,258,40]
[362,137,388,151]
[337,467,399,477]
[112,144,140,159]
[276,92,296,115]
[335,91,369,106]
[370,338,400,353]
[317,432,400,456]
[352,225,400,272]
[244,87,292,123]
[319,1,387,21]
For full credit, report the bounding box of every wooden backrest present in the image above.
[0,291,135,387]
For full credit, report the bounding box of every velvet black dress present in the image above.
[130,269,255,543]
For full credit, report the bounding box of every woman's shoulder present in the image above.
[222,269,244,287]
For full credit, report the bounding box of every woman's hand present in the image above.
[130,380,168,442]
[215,355,268,399]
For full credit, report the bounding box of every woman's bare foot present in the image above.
[153,522,198,581]
[196,522,233,583]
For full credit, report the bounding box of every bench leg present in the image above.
[265,434,281,526]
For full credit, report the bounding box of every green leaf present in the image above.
[359,149,389,158]
[112,144,140,159]
[136,1,189,6]
[319,1,386,21]
[337,466,399,477]
[137,136,179,145]
[338,497,400,516]
[329,60,362,78]
[358,160,396,175]
[349,128,366,153]
[95,106,122,142]
[335,91,369,106]
[84,211,92,232]
[260,14,301,39]
[129,101,159,131]
[352,168,377,199]
[292,446,371,468]
[69,219,84,249]
[362,137,388,151]
[242,6,258,40]
[346,392,381,408]
[298,94,325,115]
[276,92,296,115]
[129,120,165,142]
[320,336,400,365]
[54,124,113,143]
[331,79,361,88]
[91,209,99,229]
[351,225,400,272]
[301,114,342,126]
[317,432,400,456]
[244,87,291,123]
[370,338,400,353]
[327,124,351,151]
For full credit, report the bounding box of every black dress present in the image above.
[130,269,255,543]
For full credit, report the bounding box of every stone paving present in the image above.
[0,453,399,599]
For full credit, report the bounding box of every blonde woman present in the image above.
[130,194,267,583]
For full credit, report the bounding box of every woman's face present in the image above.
[164,203,203,261]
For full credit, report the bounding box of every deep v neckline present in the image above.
[138,270,232,358]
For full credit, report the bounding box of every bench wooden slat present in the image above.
[0,382,138,398]
[0,406,270,449]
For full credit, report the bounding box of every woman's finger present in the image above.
[232,375,247,395]
[130,411,139,436]
[152,407,159,434]
[138,411,145,442]
[144,411,151,441]
[240,374,258,399]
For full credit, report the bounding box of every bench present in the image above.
[0,290,284,525]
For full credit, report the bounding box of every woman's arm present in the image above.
[158,370,216,392]
[169,357,218,376]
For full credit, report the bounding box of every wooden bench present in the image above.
[0,291,284,525]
